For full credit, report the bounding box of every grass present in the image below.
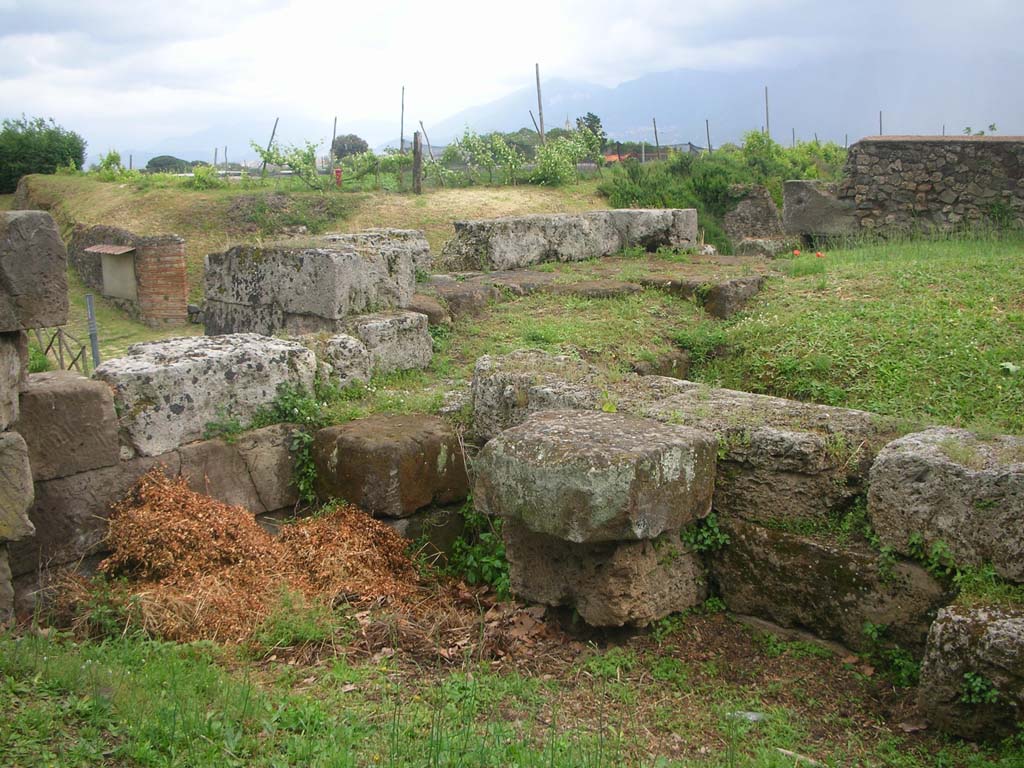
[691,234,1024,434]
[3,619,1022,767]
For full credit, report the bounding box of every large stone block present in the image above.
[296,333,371,388]
[320,228,432,273]
[7,452,179,577]
[0,331,23,429]
[313,414,468,518]
[475,410,716,543]
[647,386,899,527]
[918,605,1024,741]
[93,334,316,456]
[782,180,858,238]
[0,545,12,624]
[440,210,698,271]
[0,431,34,542]
[203,231,420,335]
[710,518,950,654]
[470,350,603,440]
[18,371,120,481]
[503,520,707,627]
[722,185,784,242]
[0,211,69,331]
[342,311,432,375]
[868,428,1024,582]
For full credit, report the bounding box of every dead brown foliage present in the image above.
[68,469,418,643]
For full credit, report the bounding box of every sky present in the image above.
[2,0,1022,162]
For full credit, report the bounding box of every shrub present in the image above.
[331,133,369,160]
[0,115,87,192]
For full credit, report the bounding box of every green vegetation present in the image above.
[448,503,511,598]
[0,116,86,192]
[599,132,845,251]
[681,513,731,552]
[961,672,1000,705]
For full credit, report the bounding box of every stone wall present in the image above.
[68,225,188,326]
[784,136,1024,237]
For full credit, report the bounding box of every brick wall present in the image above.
[135,237,188,326]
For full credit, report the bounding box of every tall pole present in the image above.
[792,127,796,148]
[652,117,660,160]
[261,117,279,178]
[879,110,883,136]
[705,119,713,154]
[412,131,423,194]
[764,86,771,140]
[400,86,405,153]
[535,63,546,145]
[331,116,337,165]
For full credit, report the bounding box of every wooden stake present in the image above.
[529,110,541,135]
[400,86,405,153]
[331,116,337,165]
[261,117,279,178]
[412,131,423,194]
[705,119,713,154]
[224,146,227,171]
[535,63,546,145]
[652,117,660,160]
[879,110,883,136]
[792,127,796,148]
[129,154,132,170]
[764,85,771,139]
[213,147,218,167]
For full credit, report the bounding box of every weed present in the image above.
[861,623,920,687]
[27,341,51,372]
[907,533,959,580]
[960,672,1000,705]
[202,408,245,443]
[251,589,339,652]
[954,565,1024,608]
[447,502,510,598]
[583,647,637,680]
[647,656,690,689]
[289,429,318,504]
[681,513,730,553]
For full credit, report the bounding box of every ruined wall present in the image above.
[68,225,188,326]
[784,136,1024,237]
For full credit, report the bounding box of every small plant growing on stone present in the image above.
[289,429,318,505]
[960,672,1000,705]
[681,513,730,552]
[203,408,245,443]
[907,533,958,580]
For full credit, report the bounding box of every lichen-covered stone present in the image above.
[782,180,858,237]
[868,427,1024,582]
[700,276,765,319]
[918,605,1024,741]
[320,228,431,273]
[470,350,603,440]
[0,331,24,429]
[503,520,707,627]
[203,231,421,335]
[710,518,950,654]
[0,211,69,332]
[647,386,900,527]
[430,281,502,319]
[723,185,784,242]
[0,431,34,542]
[18,371,120,481]
[342,311,432,375]
[407,294,451,327]
[440,210,698,271]
[475,410,716,543]
[296,333,371,388]
[93,334,316,456]
[313,415,469,518]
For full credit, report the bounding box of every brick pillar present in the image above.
[135,236,188,326]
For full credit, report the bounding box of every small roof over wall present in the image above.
[84,244,136,255]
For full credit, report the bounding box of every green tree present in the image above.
[145,154,190,172]
[0,116,87,192]
[576,112,607,150]
[331,133,369,160]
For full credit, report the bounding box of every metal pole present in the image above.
[85,294,100,369]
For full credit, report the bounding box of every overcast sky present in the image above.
[2,0,1022,158]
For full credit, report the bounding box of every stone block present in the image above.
[475,410,716,543]
[342,311,432,375]
[203,231,420,335]
[384,505,466,560]
[782,180,858,237]
[93,334,316,456]
[0,211,69,331]
[440,210,698,271]
[503,520,707,627]
[0,431,34,542]
[235,423,300,513]
[647,386,899,527]
[700,276,765,319]
[710,518,950,654]
[296,333,371,388]
[7,452,180,577]
[0,331,23,429]
[313,414,468,518]
[0,545,12,625]
[407,293,451,327]
[18,371,120,481]
[320,228,432,273]
[868,427,1024,582]
[918,605,1024,741]
[722,185,784,242]
[430,281,502,319]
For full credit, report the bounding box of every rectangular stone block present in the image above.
[868,427,1024,582]
[440,209,698,271]
[503,520,707,628]
[203,231,422,335]
[18,371,120,481]
[0,431,34,542]
[0,331,23,429]
[0,211,69,331]
[342,311,432,375]
[710,518,950,654]
[93,334,316,456]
